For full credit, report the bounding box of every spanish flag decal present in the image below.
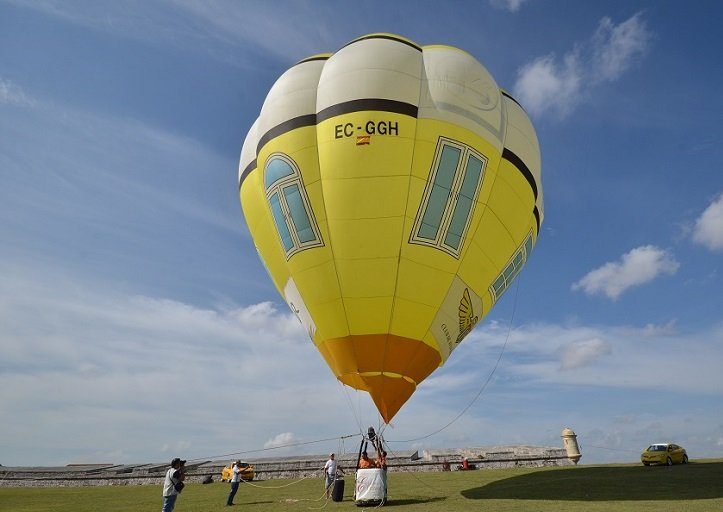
[356,135,370,145]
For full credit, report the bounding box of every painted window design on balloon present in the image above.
[264,153,323,258]
[490,233,534,301]
[411,137,487,257]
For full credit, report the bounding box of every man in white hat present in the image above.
[323,453,344,498]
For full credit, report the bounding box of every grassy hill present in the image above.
[2,458,721,511]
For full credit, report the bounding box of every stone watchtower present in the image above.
[561,427,581,465]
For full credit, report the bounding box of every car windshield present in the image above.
[647,445,667,451]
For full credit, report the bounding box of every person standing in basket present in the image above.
[226,460,244,506]
[162,457,184,512]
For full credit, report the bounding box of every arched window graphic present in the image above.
[410,137,487,257]
[264,153,323,258]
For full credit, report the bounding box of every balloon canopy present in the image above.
[238,33,543,423]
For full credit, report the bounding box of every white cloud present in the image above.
[513,53,582,118]
[0,78,36,107]
[560,338,612,370]
[571,245,679,300]
[264,432,298,449]
[2,267,723,466]
[692,193,723,251]
[641,320,677,337]
[489,0,531,12]
[591,13,651,83]
[0,265,363,466]
[513,12,651,117]
[467,320,723,394]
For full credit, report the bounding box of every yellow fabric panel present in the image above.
[322,176,408,219]
[288,143,324,186]
[479,290,495,326]
[496,158,536,213]
[407,140,436,181]
[239,170,264,233]
[423,331,448,364]
[399,216,459,274]
[389,296,440,346]
[327,217,404,259]
[308,298,349,341]
[285,247,330,276]
[336,257,398,298]
[475,153,500,207]
[240,172,290,295]
[395,257,454,309]
[457,240,500,301]
[343,296,393,334]
[528,217,539,240]
[413,119,500,161]
[304,180,327,224]
[411,119,442,145]
[246,213,289,292]
[257,127,320,183]
[316,115,416,179]
[486,163,533,247]
[290,259,342,308]
[404,175,427,223]
[469,209,516,272]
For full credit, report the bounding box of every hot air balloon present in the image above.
[238,34,543,423]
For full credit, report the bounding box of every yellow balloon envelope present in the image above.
[239,34,543,422]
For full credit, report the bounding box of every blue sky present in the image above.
[1,0,722,467]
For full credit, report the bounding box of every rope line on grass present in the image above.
[237,470,318,489]
[383,444,443,494]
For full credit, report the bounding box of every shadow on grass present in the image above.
[384,496,447,506]
[462,462,723,501]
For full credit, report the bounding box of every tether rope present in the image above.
[338,381,366,437]
[189,433,358,463]
[387,278,521,443]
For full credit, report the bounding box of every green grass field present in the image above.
[2,459,722,512]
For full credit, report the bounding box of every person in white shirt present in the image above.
[162,458,184,512]
[323,453,344,498]
[226,460,244,506]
